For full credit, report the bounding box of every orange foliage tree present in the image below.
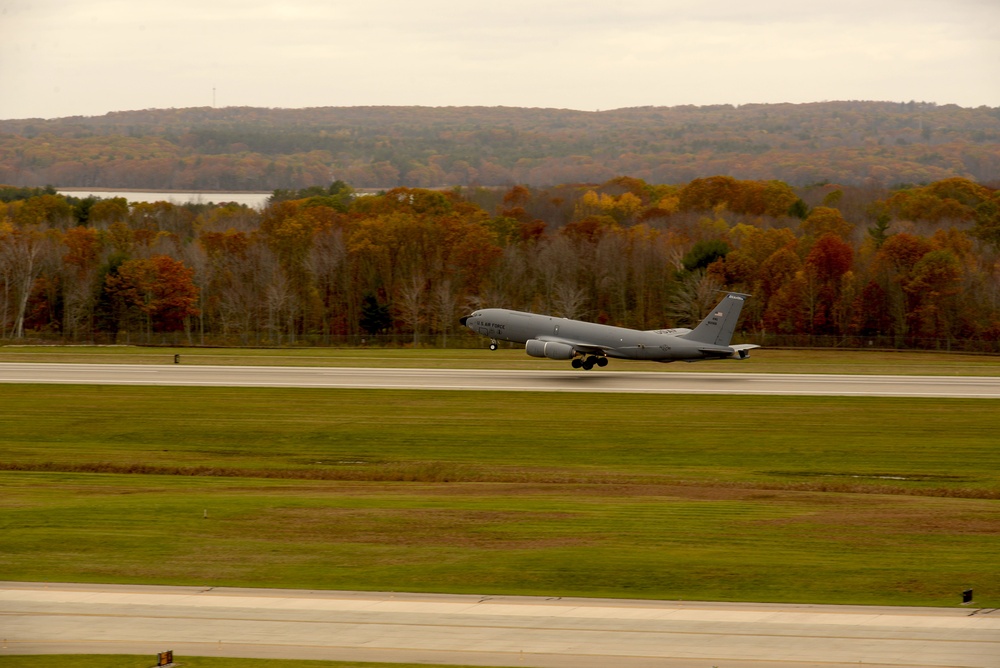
[105,255,200,333]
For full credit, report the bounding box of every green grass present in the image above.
[1,385,998,607]
[1,386,998,493]
[3,471,998,606]
[1,345,999,375]
[0,657,466,668]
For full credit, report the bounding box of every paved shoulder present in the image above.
[2,582,998,667]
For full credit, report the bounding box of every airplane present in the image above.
[459,292,759,369]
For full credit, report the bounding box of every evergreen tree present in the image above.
[359,293,392,336]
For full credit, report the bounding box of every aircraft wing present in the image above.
[645,327,692,336]
[535,336,608,356]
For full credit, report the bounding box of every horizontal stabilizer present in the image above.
[697,346,738,357]
[731,343,760,360]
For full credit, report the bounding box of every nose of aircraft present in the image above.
[459,315,469,327]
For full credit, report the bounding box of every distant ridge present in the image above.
[1,102,997,190]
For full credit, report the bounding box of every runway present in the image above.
[2,582,998,668]
[1,362,1000,397]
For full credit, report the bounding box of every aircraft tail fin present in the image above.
[680,292,751,347]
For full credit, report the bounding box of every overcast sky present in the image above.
[2,0,998,120]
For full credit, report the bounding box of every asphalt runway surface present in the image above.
[2,362,1000,397]
[3,582,999,668]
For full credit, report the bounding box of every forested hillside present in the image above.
[2,175,999,350]
[1,102,999,190]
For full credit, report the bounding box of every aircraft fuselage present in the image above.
[466,308,726,361]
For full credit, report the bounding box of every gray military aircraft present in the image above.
[460,292,758,369]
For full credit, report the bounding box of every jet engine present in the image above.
[525,339,575,360]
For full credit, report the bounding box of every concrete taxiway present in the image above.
[2,582,998,667]
[2,362,1000,397]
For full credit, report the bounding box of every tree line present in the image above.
[2,102,999,191]
[1,175,999,350]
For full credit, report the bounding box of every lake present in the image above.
[57,189,272,208]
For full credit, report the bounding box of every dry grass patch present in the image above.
[755,496,1000,536]
[242,506,588,549]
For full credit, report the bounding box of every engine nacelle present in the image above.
[525,339,576,360]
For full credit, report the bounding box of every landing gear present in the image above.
[571,356,608,370]
[489,339,498,351]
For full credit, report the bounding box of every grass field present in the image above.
[2,380,998,608]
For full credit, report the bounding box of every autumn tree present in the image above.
[732,180,799,217]
[667,271,722,329]
[903,249,963,341]
[11,195,74,228]
[258,199,342,338]
[800,206,853,241]
[886,178,992,224]
[60,226,104,338]
[757,245,805,334]
[679,177,800,218]
[868,233,935,342]
[104,255,199,336]
[972,193,1000,250]
[307,225,350,337]
[678,176,741,212]
[714,225,798,328]
[0,222,51,337]
[88,198,130,225]
[804,234,854,333]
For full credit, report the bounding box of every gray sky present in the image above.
[2,0,998,120]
